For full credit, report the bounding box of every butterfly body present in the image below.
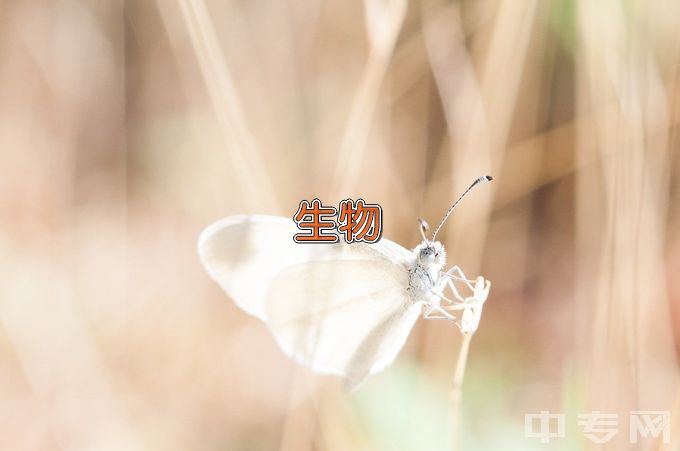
[407,241,446,307]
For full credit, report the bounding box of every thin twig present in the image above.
[450,333,472,451]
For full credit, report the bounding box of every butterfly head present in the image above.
[415,241,447,267]
[416,218,446,267]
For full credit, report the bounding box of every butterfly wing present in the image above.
[266,259,422,389]
[197,215,413,319]
[198,215,420,387]
[198,215,310,319]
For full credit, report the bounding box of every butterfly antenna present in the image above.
[431,175,493,241]
[418,218,430,243]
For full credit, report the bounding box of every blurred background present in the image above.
[1,0,679,450]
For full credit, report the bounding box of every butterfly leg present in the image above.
[433,278,467,307]
[423,304,474,334]
[431,288,466,306]
[440,266,476,291]
[423,304,459,321]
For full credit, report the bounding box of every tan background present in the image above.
[1,0,679,450]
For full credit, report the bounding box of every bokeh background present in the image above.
[1,0,679,450]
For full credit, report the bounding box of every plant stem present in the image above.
[450,333,472,451]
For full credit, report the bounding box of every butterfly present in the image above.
[198,176,492,389]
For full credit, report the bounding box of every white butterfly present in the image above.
[198,176,492,389]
